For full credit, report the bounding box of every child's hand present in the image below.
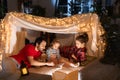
[50,54,57,59]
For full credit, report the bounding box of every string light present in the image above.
[0,12,106,58]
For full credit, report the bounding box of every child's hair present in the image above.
[50,39,60,47]
[76,32,88,43]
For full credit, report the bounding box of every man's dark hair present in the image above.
[34,36,46,46]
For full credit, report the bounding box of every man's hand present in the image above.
[46,62,55,66]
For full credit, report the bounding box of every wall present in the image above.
[7,0,56,17]
[7,0,19,12]
[32,0,56,17]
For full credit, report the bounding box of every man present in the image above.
[0,37,54,80]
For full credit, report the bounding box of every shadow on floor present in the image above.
[81,56,97,66]
[19,73,52,80]
[80,59,120,80]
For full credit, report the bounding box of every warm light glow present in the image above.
[0,12,106,59]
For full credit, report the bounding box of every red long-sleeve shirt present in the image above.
[70,46,87,61]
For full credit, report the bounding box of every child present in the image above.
[70,32,88,65]
[46,39,79,68]
[46,40,61,64]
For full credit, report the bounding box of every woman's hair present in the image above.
[34,36,46,46]
[50,39,60,47]
[76,32,88,43]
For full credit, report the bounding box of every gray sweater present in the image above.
[46,48,61,60]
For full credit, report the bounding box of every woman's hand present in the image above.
[71,54,77,60]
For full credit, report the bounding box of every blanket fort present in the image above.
[0,12,106,59]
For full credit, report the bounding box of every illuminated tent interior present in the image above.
[0,12,106,80]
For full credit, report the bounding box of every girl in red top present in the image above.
[70,33,88,66]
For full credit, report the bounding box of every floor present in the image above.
[20,59,120,80]
[80,59,120,80]
[19,56,96,80]
[19,73,52,80]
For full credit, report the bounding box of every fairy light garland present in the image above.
[0,12,106,58]
[0,20,5,60]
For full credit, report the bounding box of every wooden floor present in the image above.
[19,56,96,80]
[19,73,52,80]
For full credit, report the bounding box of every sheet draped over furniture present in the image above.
[0,12,106,59]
